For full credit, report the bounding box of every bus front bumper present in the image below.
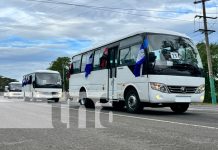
[34,92,62,99]
[149,90,204,103]
[8,92,24,98]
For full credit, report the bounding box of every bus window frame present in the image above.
[71,54,82,74]
[117,34,144,67]
[70,33,144,73]
[93,48,103,71]
[80,51,95,73]
[80,53,87,73]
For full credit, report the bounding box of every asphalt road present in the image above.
[0,96,218,150]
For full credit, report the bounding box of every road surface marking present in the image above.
[33,103,218,130]
[0,100,12,103]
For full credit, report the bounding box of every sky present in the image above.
[0,0,218,81]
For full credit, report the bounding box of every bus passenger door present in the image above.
[108,46,118,100]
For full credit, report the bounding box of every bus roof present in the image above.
[23,70,60,76]
[34,70,60,74]
[9,82,21,85]
[72,29,190,57]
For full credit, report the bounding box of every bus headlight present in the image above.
[150,82,169,93]
[195,84,205,94]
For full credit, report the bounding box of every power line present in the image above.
[26,0,191,14]
[26,0,218,15]
[26,0,195,22]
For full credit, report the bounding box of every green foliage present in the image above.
[197,42,218,103]
[48,57,71,91]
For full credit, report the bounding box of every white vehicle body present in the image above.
[69,29,205,113]
[22,70,62,102]
[7,82,23,99]
[3,86,9,98]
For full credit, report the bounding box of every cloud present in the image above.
[0,0,217,80]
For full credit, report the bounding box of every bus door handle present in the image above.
[118,67,124,70]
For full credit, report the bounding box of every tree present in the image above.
[48,57,71,91]
[197,42,218,103]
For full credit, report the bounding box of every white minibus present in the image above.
[3,86,9,98]
[7,82,23,99]
[22,70,62,102]
[68,29,205,113]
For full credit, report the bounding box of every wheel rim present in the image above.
[128,95,137,109]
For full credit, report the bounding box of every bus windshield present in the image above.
[148,34,204,77]
[9,84,22,92]
[35,73,62,88]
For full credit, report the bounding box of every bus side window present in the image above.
[100,48,108,69]
[119,44,140,66]
[93,49,103,70]
[81,53,87,72]
[81,52,93,72]
[72,55,81,74]
[120,47,130,65]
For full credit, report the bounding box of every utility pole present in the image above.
[194,0,217,104]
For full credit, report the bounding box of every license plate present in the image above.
[175,96,191,102]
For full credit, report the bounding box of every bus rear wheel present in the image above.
[54,98,59,103]
[125,89,143,113]
[84,98,95,108]
[24,97,30,102]
[79,90,94,108]
[170,103,189,113]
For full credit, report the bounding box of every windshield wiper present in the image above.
[172,63,201,75]
[39,84,61,88]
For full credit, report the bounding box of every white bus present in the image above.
[22,70,62,102]
[7,82,23,99]
[68,29,205,113]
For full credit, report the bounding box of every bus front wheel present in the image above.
[125,89,143,113]
[170,103,189,113]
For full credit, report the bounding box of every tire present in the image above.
[54,98,59,103]
[24,97,30,101]
[84,98,95,108]
[112,101,125,110]
[125,89,143,113]
[30,93,36,102]
[79,90,95,108]
[170,103,189,113]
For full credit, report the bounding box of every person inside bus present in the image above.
[100,48,108,69]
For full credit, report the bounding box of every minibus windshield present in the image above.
[35,73,62,88]
[148,34,204,77]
